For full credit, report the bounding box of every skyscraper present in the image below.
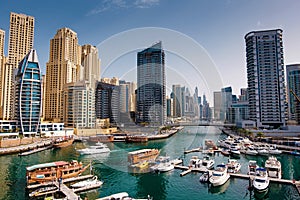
[2,12,34,119]
[213,91,221,120]
[15,49,41,135]
[45,28,81,122]
[136,41,165,125]
[245,29,286,128]
[172,84,182,117]
[286,64,300,124]
[81,44,101,89]
[0,29,5,118]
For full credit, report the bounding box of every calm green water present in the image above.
[0,126,299,200]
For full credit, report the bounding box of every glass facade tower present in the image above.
[15,49,41,135]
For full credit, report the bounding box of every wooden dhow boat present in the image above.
[26,160,90,185]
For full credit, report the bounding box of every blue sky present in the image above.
[1,0,300,103]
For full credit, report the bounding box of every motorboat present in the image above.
[230,148,241,158]
[70,176,103,188]
[268,147,282,155]
[201,156,214,170]
[265,156,282,179]
[245,147,258,156]
[247,160,258,175]
[226,159,241,173]
[97,192,152,200]
[209,164,230,187]
[199,171,210,183]
[77,145,110,155]
[221,149,230,157]
[29,186,57,197]
[252,167,269,193]
[189,156,202,168]
[150,156,174,173]
[258,149,269,156]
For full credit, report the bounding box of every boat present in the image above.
[230,148,241,158]
[199,171,210,183]
[89,134,114,143]
[201,155,214,169]
[258,149,269,156]
[268,147,282,155]
[97,192,152,200]
[29,186,57,197]
[26,160,90,185]
[265,156,282,179]
[245,147,258,156]
[150,156,174,173]
[252,167,269,193]
[125,135,148,143]
[77,145,110,155]
[189,156,202,168]
[290,150,300,156]
[247,160,258,175]
[226,159,241,173]
[221,149,230,157]
[133,161,149,169]
[209,164,230,187]
[128,149,160,166]
[70,175,103,188]
[53,136,74,148]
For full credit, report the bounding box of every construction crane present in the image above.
[290,89,300,103]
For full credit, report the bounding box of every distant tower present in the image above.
[245,29,286,128]
[2,12,34,120]
[286,64,300,124]
[213,91,221,120]
[0,29,5,118]
[45,28,81,122]
[172,84,182,117]
[15,49,41,135]
[136,42,165,125]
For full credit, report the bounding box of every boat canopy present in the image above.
[256,167,266,171]
[26,161,69,171]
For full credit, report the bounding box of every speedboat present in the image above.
[189,156,202,168]
[70,176,103,188]
[226,159,241,173]
[268,146,282,155]
[258,149,269,156]
[202,155,214,169]
[199,171,210,183]
[253,167,269,193]
[77,145,110,155]
[97,192,152,200]
[245,147,258,156]
[221,149,230,157]
[265,156,282,179]
[209,164,230,187]
[247,160,258,175]
[29,186,57,197]
[150,156,174,173]
[230,148,241,158]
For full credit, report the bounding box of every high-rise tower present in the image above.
[245,29,286,128]
[2,12,34,119]
[15,49,41,135]
[0,29,5,118]
[45,28,81,122]
[286,64,300,124]
[136,41,165,125]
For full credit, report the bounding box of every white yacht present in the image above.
[77,145,110,155]
[226,159,241,173]
[189,156,202,168]
[252,167,269,193]
[247,160,258,175]
[150,156,174,173]
[230,148,241,158]
[265,156,282,179]
[269,146,282,155]
[258,149,269,156]
[209,164,230,187]
[202,155,214,169]
[245,146,258,156]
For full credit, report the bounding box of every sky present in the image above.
[1,0,300,104]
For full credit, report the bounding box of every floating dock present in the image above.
[174,164,300,194]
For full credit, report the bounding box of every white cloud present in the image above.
[87,0,160,15]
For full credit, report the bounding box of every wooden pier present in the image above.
[53,181,79,199]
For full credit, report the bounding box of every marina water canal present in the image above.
[0,126,299,200]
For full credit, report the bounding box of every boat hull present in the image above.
[210,174,230,187]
